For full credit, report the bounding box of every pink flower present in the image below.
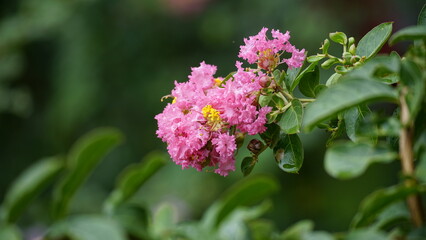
[155,61,271,176]
[238,28,305,70]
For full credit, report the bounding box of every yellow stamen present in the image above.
[202,105,221,123]
[214,78,223,86]
[172,97,177,104]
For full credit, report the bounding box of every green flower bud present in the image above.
[349,44,356,55]
[329,32,347,45]
[320,39,330,54]
[342,52,352,64]
[348,37,355,46]
[321,58,339,69]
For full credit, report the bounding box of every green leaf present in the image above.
[314,84,327,96]
[259,123,281,148]
[346,55,400,84]
[329,32,347,45]
[291,62,318,91]
[273,134,304,173]
[202,176,279,228]
[0,224,22,240]
[321,58,339,69]
[1,157,63,223]
[152,203,177,238]
[419,4,426,25]
[112,204,150,240]
[285,67,302,91]
[346,229,388,240]
[299,65,320,98]
[307,55,325,63]
[46,215,126,240]
[351,185,420,228]
[325,73,342,86]
[389,25,426,45]
[259,95,273,107]
[302,77,398,132]
[325,142,397,179]
[103,151,167,214]
[371,201,410,230]
[241,156,256,177]
[52,128,123,220]
[400,59,425,121]
[279,220,314,239]
[279,99,303,134]
[356,22,393,59]
[344,105,371,143]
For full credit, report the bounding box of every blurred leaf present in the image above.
[217,200,272,240]
[371,201,410,231]
[112,204,151,240]
[248,219,275,240]
[0,224,22,240]
[152,203,177,238]
[351,185,420,228]
[325,142,397,179]
[47,215,126,240]
[52,128,123,220]
[346,55,400,84]
[1,157,63,223]
[400,59,425,121]
[291,62,318,92]
[344,105,371,143]
[302,78,398,132]
[278,220,313,240]
[325,73,342,86]
[329,32,347,45]
[273,134,304,173]
[356,22,393,59]
[389,25,426,45]
[279,99,303,134]
[260,123,281,148]
[202,176,279,228]
[314,84,327,96]
[415,148,426,184]
[241,156,256,177]
[302,231,335,240]
[345,229,388,240]
[298,65,319,98]
[103,151,167,214]
[419,4,426,25]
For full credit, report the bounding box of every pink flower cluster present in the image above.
[156,61,271,176]
[239,27,305,70]
[156,28,305,176]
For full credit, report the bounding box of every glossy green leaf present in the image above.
[346,229,388,240]
[351,185,420,228]
[400,59,425,121]
[279,99,303,134]
[46,215,126,240]
[260,123,280,148]
[285,67,302,91]
[356,22,393,59]
[241,156,256,177]
[329,32,347,45]
[202,176,279,228]
[325,142,397,179]
[1,157,63,223]
[52,128,123,220]
[0,224,22,240]
[103,151,167,214]
[389,25,426,45]
[274,134,304,173]
[298,65,319,98]
[302,78,398,132]
[291,62,318,91]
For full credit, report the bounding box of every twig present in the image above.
[399,87,424,227]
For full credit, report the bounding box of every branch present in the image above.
[399,87,424,227]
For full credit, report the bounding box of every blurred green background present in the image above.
[0,0,424,237]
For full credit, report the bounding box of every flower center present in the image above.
[258,49,278,71]
[202,105,221,123]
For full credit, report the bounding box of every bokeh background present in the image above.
[0,0,424,236]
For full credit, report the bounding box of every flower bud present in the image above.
[320,39,330,54]
[247,139,265,155]
[235,132,246,149]
[329,32,347,45]
[259,76,271,88]
[348,37,355,46]
[321,58,339,69]
[342,52,352,64]
[349,44,356,55]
